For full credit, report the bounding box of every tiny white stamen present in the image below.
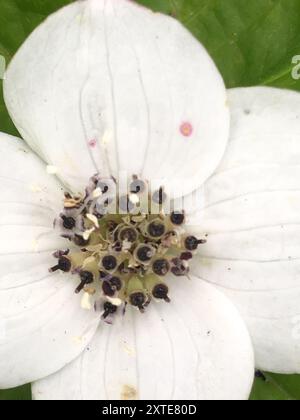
[106,296,123,307]
[84,287,96,295]
[83,256,96,267]
[92,187,102,199]
[129,193,140,205]
[122,239,132,251]
[81,292,93,310]
[46,165,58,175]
[83,227,95,241]
[86,213,99,228]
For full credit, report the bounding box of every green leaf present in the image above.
[0,0,300,400]
[137,0,174,14]
[171,0,300,91]
[0,384,31,400]
[251,372,300,401]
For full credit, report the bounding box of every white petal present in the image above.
[32,276,254,401]
[4,0,229,196]
[0,133,100,388]
[189,87,300,373]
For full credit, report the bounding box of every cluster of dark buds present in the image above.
[50,175,206,321]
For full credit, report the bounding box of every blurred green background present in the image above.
[1,0,300,400]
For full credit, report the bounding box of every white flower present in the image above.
[0,0,299,401]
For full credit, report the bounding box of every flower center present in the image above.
[50,175,206,321]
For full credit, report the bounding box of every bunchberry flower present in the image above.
[0,0,299,401]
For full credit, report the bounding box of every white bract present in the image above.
[0,0,298,400]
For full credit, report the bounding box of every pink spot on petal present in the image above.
[180,122,193,138]
[88,139,97,148]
